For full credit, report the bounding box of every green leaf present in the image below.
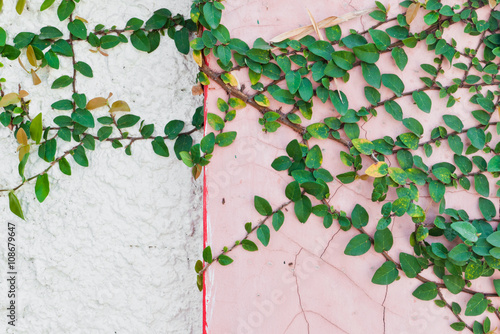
[371,261,398,285]
[0,28,6,47]
[174,27,190,55]
[412,282,438,300]
[399,253,421,278]
[429,180,445,203]
[9,192,24,220]
[344,234,371,256]
[451,221,478,243]
[384,100,403,121]
[479,197,496,220]
[51,39,73,56]
[361,62,381,88]
[203,2,222,29]
[16,0,25,14]
[351,204,369,228]
[369,29,391,50]
[388,167,407,185]
[218,254,233,266]
[487,156,500,172]
[402,118,423,136]
[443,115,463,132]
[443,275,465,294]
[72,108,94,128]
[353,43,380,63]
[241,240,258,252]
[215,132,236,147]
[364,86,380,105]
[298,78,313,101]
[72,145,89,167]
[131,30,150,52]
[151,136,169,157]
[35,174,50,203]
[450,322,466,331]
[382,74,405,96]
[58,157,71,175]
[40,0,56,11]
[285,181,301,202]
[433,167,451,184]
[57,0,75,21]
[308,40,334,60]
[412,91,432,113]
[68,19,87,40]
[117,114,140,128]
[246,48,270,64]
[467,128,486,150]
[254,196,272,216]
[39,26,63,40]
[474,174,489,197]
[203,246,212,263]
[374,228,393,253]
[332,51,355,70]
[30,113,43,144]
[305,145,322,169]
[294,195,312,223]
[74,61,93,78]
[448,243,471,262]
[392,47,408,70]
[52,75,73,89]
[257,224,270,246]
[271,156,292,171]
[465,293,488,316]
[486,231,500,247]
[272,211,285,231]
[164,120,185,139]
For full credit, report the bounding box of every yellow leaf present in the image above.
[406,3,420,25]
[221,72,239,87]
[109,100,131,113]
[15,0,25,14]
[16,128,28,146]
[27,45,37,67]
[359,174,370,180]
[31,70,41,85]
[75,16,88,23]
[18,144,30,162]
[490,0,497,8]
[365,161,389,178]
[0,93,20,107]
[18,90,29,98]
[193,50,203,67]
[86,97,108,110]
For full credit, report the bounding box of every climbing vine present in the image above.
[1,0,500,332]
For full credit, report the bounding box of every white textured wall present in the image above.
[0,1,202,333]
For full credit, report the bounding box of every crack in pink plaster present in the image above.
[292,249,311,334]
[319,227,342,258]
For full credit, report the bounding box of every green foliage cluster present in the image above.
[2,0,500,332]
[188,0,500,331]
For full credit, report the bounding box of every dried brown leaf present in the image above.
[406,3,420,25]
[18,57,28,73]
[307,9,324,41]
[192,164,202,180]
[0,92,20,107]
[86,97,108,110]
[98,48,109,57]
[31,70,41,85]
[109,100,131,113]
[192,83,204,96]
[18,90,29,99]
[490,0,497,8]
[16,128,28,146]
[270,7,376,43]
[27,45,37,67]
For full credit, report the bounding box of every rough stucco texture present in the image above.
[0,1,202,333]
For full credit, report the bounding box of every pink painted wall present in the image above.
[204,1,500,333]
